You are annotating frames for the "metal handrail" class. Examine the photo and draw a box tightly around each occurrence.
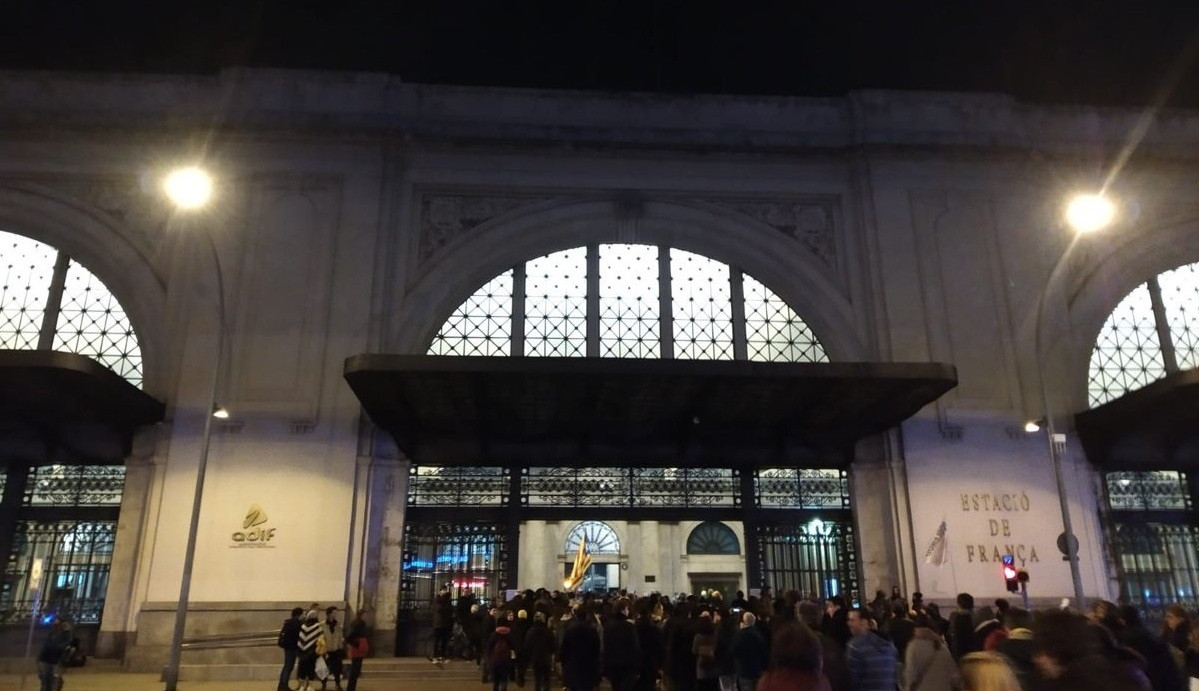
[180,630,278,650]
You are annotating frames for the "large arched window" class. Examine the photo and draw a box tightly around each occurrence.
[686,521,741,555]
[564,521,621,555]
[429,243,828,363]
[1,230,143,387]
[1088,261,1199,406]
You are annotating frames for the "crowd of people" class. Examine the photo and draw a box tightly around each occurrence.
[277,602,370,691]
[425,584,1199,691]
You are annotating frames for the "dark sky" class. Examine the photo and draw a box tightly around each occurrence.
[5,1,1199,107]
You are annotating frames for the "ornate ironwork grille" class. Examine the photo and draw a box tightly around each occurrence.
[753,519,859,605]
[1,521,116,625]
[397,520,509,655]
[520,467,740,508]
[1104,471,1198,618]
[0,464,124,626]
[406,466,508,507]
[754,468,851,509]
[1110,523,1199,615]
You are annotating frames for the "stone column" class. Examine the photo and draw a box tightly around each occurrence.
[851,435,902,600]
[97,426,160,658]
[360,453,407,656]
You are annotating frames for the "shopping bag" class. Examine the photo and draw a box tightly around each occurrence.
[315,655,330,681]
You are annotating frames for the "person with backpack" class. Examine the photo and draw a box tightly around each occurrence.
[486,615,515,691]
[277,607,304,691]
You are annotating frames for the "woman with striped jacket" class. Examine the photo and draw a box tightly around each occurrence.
[297,613,326,691]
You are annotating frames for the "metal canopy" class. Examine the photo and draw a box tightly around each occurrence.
[344,355,957,466]
[1075,369,1199,470]
[0,350,165,463]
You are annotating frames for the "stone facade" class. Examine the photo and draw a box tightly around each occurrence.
[3,69,1199,666]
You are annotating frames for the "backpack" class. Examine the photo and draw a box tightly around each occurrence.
[490,635,511,667]
[277,620,289,649]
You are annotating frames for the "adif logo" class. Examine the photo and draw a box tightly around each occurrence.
[231,503,277,548]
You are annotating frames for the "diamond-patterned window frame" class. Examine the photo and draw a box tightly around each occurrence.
[429,243,827,363]
[1088,262,1199,408]
[0,230,143,388]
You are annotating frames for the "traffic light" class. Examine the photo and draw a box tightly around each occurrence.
[1002,554,1019,593]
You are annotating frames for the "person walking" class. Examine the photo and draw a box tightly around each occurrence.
[731,611,769,691]
[959,652,1021,691]
[756,621,831,691]
[343,610,369,691]
[846,608,898,691]
[603,604,642,691]
[487,615,516,691]
[431,585,454,664]
[560,606,602,691]
[37,618,74,691]
[524,612,557,691]
[694,611,721,691]
[902,615,959,691]
[277,607,304,691]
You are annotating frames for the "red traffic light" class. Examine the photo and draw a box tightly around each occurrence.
[1003,565,1017,579]
[1002,554,1019,592]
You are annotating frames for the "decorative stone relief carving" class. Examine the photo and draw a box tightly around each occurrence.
[709,200,837,268]
[418,193,551,262]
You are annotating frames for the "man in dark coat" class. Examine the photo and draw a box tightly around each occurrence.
[633,602,664,691]
[431,585,454,662]
[1115,605,1184,691]
[277,607,303,691]
[602,607,642,691]
[947,592,976,660]
[524,612,557,691]
[560,607,602,691]
[730,611,769,691]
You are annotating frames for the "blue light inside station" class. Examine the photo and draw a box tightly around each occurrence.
[403,551,491,571]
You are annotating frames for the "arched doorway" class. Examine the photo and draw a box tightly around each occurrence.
[563,521,621,592]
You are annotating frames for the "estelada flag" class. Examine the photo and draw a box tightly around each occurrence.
[567,537,591,590]
[924,519,948,567]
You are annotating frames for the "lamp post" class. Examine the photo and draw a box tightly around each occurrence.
[1029,192,1116,608]
[161,166,221,691]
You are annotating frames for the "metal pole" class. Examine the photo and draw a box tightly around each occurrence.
[1032,234,1087,608]
[164,232,227,690]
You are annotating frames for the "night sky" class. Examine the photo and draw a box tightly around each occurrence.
[5,1,1199,107]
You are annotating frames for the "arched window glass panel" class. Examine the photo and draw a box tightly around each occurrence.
[686,521,740,555]
[0,230,57,350]
[743,275,828,363]
[428,270,514,356]
[53,259,143,387]
[670,248,733,360]
[525,247,587,357]
[598,244,659,358]
[1157,262,1199,371]
[1088,283,1165,407]
[564,520,620,555]
[428,244,828,363]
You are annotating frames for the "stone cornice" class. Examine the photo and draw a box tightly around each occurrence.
[2,68,1199,157]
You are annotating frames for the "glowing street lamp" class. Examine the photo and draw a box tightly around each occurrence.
[162,165,225,691]
[1030,191,1117,608]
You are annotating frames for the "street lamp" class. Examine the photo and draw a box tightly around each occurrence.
[162,165,225,691]
[1028,191,1117,608]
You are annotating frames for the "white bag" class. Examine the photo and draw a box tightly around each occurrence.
[315,655,330,681]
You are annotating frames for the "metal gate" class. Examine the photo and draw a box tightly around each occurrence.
[753,519,859,605]
[1111,522,1199,618]
[396,520,510,655]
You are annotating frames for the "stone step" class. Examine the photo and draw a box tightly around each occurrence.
[178,657,486,681]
